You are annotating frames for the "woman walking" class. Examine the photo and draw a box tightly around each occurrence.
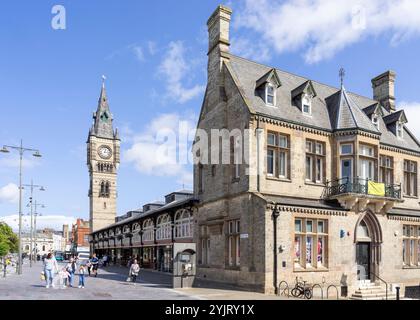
[43,253,58,288]
[129,259,140,285]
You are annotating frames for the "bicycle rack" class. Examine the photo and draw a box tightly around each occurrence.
[277,281,290,298]
[327,285,339,300]
[312,284,324,300]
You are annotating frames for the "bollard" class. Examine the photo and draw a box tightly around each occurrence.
[396,286,400,300]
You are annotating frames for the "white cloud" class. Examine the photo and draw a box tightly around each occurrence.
[123,112,196,188]
[399,101,420,138]
[235,0,420,64]
[132,45,145,62]
[0,154,41,169]
[0,183,19,204]
[0,215,77,232]
[158,41,205,103]
[231,37,271,63]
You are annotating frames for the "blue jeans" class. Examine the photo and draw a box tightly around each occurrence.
[79,274,85,287]
[45,269,53,285]
[68,272,74,286]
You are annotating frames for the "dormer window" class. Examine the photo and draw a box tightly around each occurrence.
[372,115,379,129]
[397,121,404,138]
[302,94,312,115]
[256,68,281,107]
[265,83,275,106]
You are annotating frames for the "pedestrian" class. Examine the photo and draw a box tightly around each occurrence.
[43,253,58,288]
[102,254,108,267]
[59,267,70,289]
[90,254,99,277]
[129,259,140,285]
[86,260,92,277]
[78,264,86,288]
[66,258,76,287]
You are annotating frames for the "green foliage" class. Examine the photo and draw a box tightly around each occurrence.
[0,222,18,257]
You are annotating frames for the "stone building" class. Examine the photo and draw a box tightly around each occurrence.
[21,233,53,257]
[71,218,90,252]
[194,5,420,298]
[87,81,121,232]
[90,190,197,272]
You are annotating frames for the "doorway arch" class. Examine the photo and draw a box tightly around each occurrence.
[354,210,383,281]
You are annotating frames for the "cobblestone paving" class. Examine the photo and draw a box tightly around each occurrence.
[0,262,195,300]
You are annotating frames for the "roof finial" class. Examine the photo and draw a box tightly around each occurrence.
[101,75,107,88]
[339,67,345,88]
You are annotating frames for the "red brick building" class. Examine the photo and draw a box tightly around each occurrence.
[71,219,90,250]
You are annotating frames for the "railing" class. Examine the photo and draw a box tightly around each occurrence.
[324,177,402,199]
[370,271,389,300]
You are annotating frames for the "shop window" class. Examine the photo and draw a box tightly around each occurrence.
[294,218,328,270]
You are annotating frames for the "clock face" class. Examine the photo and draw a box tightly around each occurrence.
[98,146,112,159]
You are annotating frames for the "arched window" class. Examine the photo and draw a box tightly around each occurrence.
[123,225,130,234]
[105,182,110,197]
[156,214,172,240]
[175,210,193,238]
[42,245,45,251]
[142,219,154,242]
[132,223,140,232]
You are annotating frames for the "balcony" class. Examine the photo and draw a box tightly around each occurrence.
[324,177,403,214]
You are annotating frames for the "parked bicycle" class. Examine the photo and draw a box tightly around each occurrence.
[291,277,313,299]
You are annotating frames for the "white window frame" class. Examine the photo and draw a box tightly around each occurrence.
[302,94,312,115]
[372,115,379,129]
[397,121,404,138]
[265,83,276,106]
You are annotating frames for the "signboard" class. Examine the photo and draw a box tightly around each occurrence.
[240,233,249,239]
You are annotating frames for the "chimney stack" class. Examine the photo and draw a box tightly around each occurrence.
[207,5,232,56]
[371,70,396,112]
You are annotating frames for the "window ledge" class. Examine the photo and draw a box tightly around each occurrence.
[293,267,329,273]
[305,181,326,187]
[402,266,420,270]
[225,266,241,271]
[403,195,419,199]
[266,176,292,183]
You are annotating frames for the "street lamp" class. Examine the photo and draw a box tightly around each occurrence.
[23,181,46,267]
[0,140,42,275]
[33,202,46,261]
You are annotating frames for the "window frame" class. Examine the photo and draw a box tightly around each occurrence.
[265,83,276,106]
[266,132,290,180]
[227,219,241,268]
[402,224,420,268]
[305,139,326,184]
[403,160,418,197]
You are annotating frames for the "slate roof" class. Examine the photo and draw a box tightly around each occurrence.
[227,54,420,153]
[91,84,117,140]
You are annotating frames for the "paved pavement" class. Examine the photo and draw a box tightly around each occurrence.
[0,262,297,300]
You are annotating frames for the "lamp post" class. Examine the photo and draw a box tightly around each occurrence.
[0,140,42,275]
[23,181,45,267]
[272,204,280,295]
[33,201,46,261]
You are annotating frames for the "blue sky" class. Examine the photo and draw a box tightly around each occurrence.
[1,0,420,230]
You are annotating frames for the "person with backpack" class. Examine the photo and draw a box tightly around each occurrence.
[128,259,140,285]
[66,258,76,287]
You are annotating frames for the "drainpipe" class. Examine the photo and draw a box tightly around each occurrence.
[272,203,280,295]
[256,117,263,192]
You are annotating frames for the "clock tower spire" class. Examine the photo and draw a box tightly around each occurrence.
[87,78,120,233]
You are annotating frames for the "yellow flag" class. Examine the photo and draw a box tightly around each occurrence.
[368,181,385,196]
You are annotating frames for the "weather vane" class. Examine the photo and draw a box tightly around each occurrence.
[339,68,345,87]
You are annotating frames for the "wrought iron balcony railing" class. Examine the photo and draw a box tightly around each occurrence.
[324,177,402,200]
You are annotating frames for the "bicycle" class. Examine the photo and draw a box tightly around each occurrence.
[291,277,313,299]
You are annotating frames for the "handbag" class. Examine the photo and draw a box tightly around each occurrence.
[40,271,46,281]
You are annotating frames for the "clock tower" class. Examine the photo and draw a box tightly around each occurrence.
[87,80,120,233]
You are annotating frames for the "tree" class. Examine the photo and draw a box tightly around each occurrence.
[0,222,18,258]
